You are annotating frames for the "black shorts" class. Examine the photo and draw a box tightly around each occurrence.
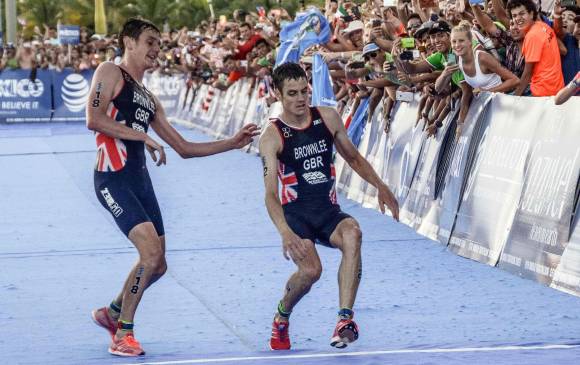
[94,165,164,237]
[283,203,352,247]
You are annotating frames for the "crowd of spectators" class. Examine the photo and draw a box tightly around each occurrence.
[2,0,579,130]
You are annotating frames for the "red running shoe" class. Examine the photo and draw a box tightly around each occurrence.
[108,333,145,357]
[269,319,291,350]
[330,319,359,349]
[91,307,117,338]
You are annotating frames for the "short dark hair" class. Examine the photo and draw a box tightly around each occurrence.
[506,0,538,20]
[254,39,270,49]
[563,6,580,16]
[272,62,307,91]
[118,17,160,56]
[223,54,235,64]
[240,22,252,29]
[408,13,422,23]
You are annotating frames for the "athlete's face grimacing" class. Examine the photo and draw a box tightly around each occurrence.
[279,78,309,118]
[131,29,161,70]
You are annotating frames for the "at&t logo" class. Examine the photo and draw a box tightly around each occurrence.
[61,73,90,112]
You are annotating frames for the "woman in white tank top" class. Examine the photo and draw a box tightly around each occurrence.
[451,23,519,92]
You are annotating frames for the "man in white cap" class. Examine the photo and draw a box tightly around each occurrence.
[324,20,365,52]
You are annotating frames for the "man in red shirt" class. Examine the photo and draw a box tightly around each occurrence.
[234,22,263,60]
[508,0,565,96]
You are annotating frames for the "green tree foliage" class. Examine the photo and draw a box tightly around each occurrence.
[16,0,326,35]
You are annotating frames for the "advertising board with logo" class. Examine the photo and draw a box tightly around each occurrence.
[52,69,94,121]
[143,72,184,117]
[400,107,458,236]
[498,98,580,284]
[382,98,426,205]
[436,93,494,244]
[448,95,542,265]
[0,69,52,122]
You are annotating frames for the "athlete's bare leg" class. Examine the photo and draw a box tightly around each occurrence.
[113,234,166,308]
[329,218,362,310]
[275,239,322,322]
[114,222,167,338]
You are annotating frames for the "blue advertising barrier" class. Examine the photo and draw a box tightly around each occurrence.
[0,69,52,122]
[52,69,94,122]
[0,69,184,124]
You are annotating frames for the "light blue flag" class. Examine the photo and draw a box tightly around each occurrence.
[311,54,337,107]
[347,97,370,148]
[275,8,331,67]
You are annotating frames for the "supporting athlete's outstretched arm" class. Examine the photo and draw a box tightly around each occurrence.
[260,125,309,261]
[319,108,400,220]
[150,95,260,158]
[86,62,166,165]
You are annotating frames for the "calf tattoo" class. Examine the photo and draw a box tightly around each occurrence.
[131,267,145,294]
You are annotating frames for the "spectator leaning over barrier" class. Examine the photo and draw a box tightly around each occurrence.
[395,21,464,86]
[383,5,407,37]
[438,22,519,94]
[508,0,564,96]
[356,42,393,124]
[554,70,580,104]
[330,19,366,52]
[213,54,246,90]
[232,22,264,60]
[247,39,274,77]
[553,1,580,85]
[406,13,425,37]
[395,21,470,132]
[470,2,526,78]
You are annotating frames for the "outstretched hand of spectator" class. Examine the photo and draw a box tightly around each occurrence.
[426,122,439,137]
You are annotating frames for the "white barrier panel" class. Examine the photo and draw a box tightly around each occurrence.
[436,93,494,244]
[498,98,580,284]
[400,103,459,236]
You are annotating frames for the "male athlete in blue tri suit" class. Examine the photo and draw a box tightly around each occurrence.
[260,62,399,350]
[87,18,259,357]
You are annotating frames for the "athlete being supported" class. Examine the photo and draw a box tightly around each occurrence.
[260,62,400,350]
[87,18,259,357]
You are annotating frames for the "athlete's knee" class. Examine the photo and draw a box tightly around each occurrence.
[341,226,362,253]
[342,224,362,245]
[300,263,322,284]
[156,258,168,276]
[141,248,166,273]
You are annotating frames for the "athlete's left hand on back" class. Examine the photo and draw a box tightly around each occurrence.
[377,183,399,221]
[230,123,261,149]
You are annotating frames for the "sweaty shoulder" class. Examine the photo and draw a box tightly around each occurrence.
[259,121,283,154]
[316,107,342,135]
[94,62,123,93]
[94,61,122,80]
